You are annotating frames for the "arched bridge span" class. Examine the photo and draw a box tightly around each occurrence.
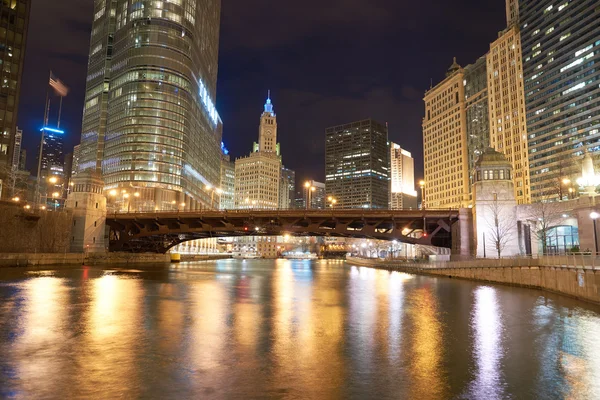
[106,209,460,253]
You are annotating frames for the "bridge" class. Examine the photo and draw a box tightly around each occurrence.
[106,209,461,253]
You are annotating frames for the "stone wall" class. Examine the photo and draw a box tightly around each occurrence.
[0,202,73,253]
[346,257,600,305]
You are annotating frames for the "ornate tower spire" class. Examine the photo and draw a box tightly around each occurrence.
[264,90,274,114]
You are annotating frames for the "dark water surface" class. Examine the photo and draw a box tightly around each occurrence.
[0,259,599,399]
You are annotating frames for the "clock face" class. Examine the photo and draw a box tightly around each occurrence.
[265,129,272,136]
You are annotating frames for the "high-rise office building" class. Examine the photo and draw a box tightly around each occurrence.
[389,143,417,209]
[325,119,389,209]
[423,59,471,209]
[279,167,295,209]
[487,25,531,204]
[0,0,30,168]
[78,0,223,211]
[464,56,491,183]
[234,95,281,209]
[520,0,600,200]
[219,150,235,210]
[36,127,65,182]
[304,179,326,209]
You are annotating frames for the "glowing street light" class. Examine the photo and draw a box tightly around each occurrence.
[48,176,58,184]
[12,197,19,202]
[24,205,31,210]
[419,180,426,210]
[109,189,117,197]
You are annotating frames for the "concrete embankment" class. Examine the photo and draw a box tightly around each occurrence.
[0,252,231,267]
[346,256,600,305]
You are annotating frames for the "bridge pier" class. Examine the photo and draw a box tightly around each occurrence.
[452,208,474,259]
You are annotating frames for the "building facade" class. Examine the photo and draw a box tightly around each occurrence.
[279,167,295,209]
[36,127,65,183]
[423,59,471,209]
[487,25,531,204]
[464,56,491,186]
[520,0,600,201]
[219,152,235,210]
[305,179,326,209]
[234,95,281,209]
[325,119,389,209]
[389,143,417,209]
[0,0,30,168]
[78,0,223,211]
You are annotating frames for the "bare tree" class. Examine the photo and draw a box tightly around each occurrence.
[0,164,29,200]
[485,197,516,258]
[526,200,566,255]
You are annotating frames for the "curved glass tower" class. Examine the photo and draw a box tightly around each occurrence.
[78,0,222,211]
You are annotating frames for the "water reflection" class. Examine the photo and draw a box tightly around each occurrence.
[408,286,446,399]
[468,286,505,399]
[0,261,599,399]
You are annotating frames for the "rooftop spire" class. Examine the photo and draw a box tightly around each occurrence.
[264,90,274,114]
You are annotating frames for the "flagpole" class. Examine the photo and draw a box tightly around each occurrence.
[35,71,52,207]
[57,95,63,129]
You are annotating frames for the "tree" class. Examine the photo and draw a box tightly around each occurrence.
[0,164,30,200]
[485,196,516,258]
[526,200,566,255]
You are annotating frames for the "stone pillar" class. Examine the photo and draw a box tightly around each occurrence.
[452,208,473,259]
[65,172,107,253]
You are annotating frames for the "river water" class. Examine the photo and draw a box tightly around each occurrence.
[0,259,599,399]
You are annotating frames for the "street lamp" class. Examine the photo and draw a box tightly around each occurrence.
[48,176,58,184]
[124,193,130,212]
[52,192,60,211]
[12,196,19,202]
[591,211,599,256]
[419,180,426,210]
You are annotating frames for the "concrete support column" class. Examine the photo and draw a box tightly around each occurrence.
[453,208,474,259]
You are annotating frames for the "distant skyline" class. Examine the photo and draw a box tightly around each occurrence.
[18,0,505,184]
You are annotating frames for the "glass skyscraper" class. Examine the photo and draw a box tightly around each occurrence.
[0,0,29,168]
[78,0,222,211]
[325,119,390,209]
[520,0,600,200]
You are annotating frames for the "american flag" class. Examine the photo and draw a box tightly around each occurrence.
[49,72,69,97]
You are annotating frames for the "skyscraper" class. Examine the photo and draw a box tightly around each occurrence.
[487,25,531,204]
[219,150,235,210]
[423,59,471,209]
[464,56,490,182]
[304,179,326,209]
[78,0,222,210]
[0,0,30,169]
[234,94,281,209]
[36,127,64,183]
[520,0,600,200]
[325,119,389,209]
[389,143,417,209]
[279,167,295,209]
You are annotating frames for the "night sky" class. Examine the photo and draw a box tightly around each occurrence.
[19,0,505,185]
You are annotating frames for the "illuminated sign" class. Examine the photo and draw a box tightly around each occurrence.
[198,79,219,125]
[41,127,65,134]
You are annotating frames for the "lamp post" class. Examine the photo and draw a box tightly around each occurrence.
[327,196,337,209]
[419,180,426,210]
[52,191,60,211]
[591,211,599,256]
[124,193,130,212]
[304,181,313,210]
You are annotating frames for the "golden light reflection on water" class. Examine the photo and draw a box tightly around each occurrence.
[16,277,68,396]
[408,287,446,399]
[77,274,144,398]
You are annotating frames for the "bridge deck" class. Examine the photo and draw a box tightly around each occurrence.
[106,209,460,253]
